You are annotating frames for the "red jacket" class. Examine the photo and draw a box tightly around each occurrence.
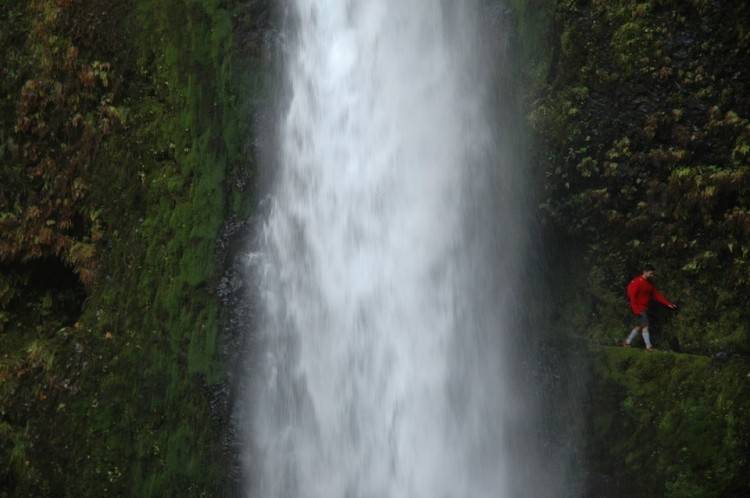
[626,275,673,315]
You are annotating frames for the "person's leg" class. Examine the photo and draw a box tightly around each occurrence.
[642,327,653,349]
[639,312,653,350]
[625,326,640,345]
[624,312,646,346]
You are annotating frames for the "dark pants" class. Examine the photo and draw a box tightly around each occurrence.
[633,312,649,328]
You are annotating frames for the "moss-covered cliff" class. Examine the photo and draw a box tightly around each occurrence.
[0,1,269,496]
[521,1,750,496]
[535,0,750,355]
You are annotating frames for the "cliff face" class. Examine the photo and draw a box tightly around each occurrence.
[536,0,750,355]
[0,1,269,496]
[526,1,750,497]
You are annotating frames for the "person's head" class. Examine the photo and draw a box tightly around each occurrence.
[642,264,656,279]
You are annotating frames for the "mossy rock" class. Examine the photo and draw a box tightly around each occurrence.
[0,0,270,496]
[584,347,750,498]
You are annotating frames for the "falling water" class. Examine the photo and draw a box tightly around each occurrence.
[243,1,536,497]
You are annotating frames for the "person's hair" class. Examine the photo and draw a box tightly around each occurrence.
[643,264,656,272]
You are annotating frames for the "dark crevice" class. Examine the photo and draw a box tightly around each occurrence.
[2,257,86,328]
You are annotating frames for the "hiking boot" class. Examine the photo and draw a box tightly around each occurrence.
[645,346,656,352]
[620,341,631,348]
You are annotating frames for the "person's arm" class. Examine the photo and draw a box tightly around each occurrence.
[654,289,677,309]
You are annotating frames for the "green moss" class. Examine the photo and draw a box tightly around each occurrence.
[0,0,269,496]
[521,1,750,495]
[586,347,750,497]
[534,0,750,355]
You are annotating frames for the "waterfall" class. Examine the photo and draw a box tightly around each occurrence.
[242,1,533,497]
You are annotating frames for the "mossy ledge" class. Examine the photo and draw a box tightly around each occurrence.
[585,347,750,498]
[1,1,269,496]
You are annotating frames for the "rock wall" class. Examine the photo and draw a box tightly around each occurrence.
[0,1,269,496]
[534,0,750,354]
[521,1,750,496]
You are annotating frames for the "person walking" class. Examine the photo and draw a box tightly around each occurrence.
[622,265,678,351]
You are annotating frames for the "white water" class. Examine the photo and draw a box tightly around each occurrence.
[245,2,527,497]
